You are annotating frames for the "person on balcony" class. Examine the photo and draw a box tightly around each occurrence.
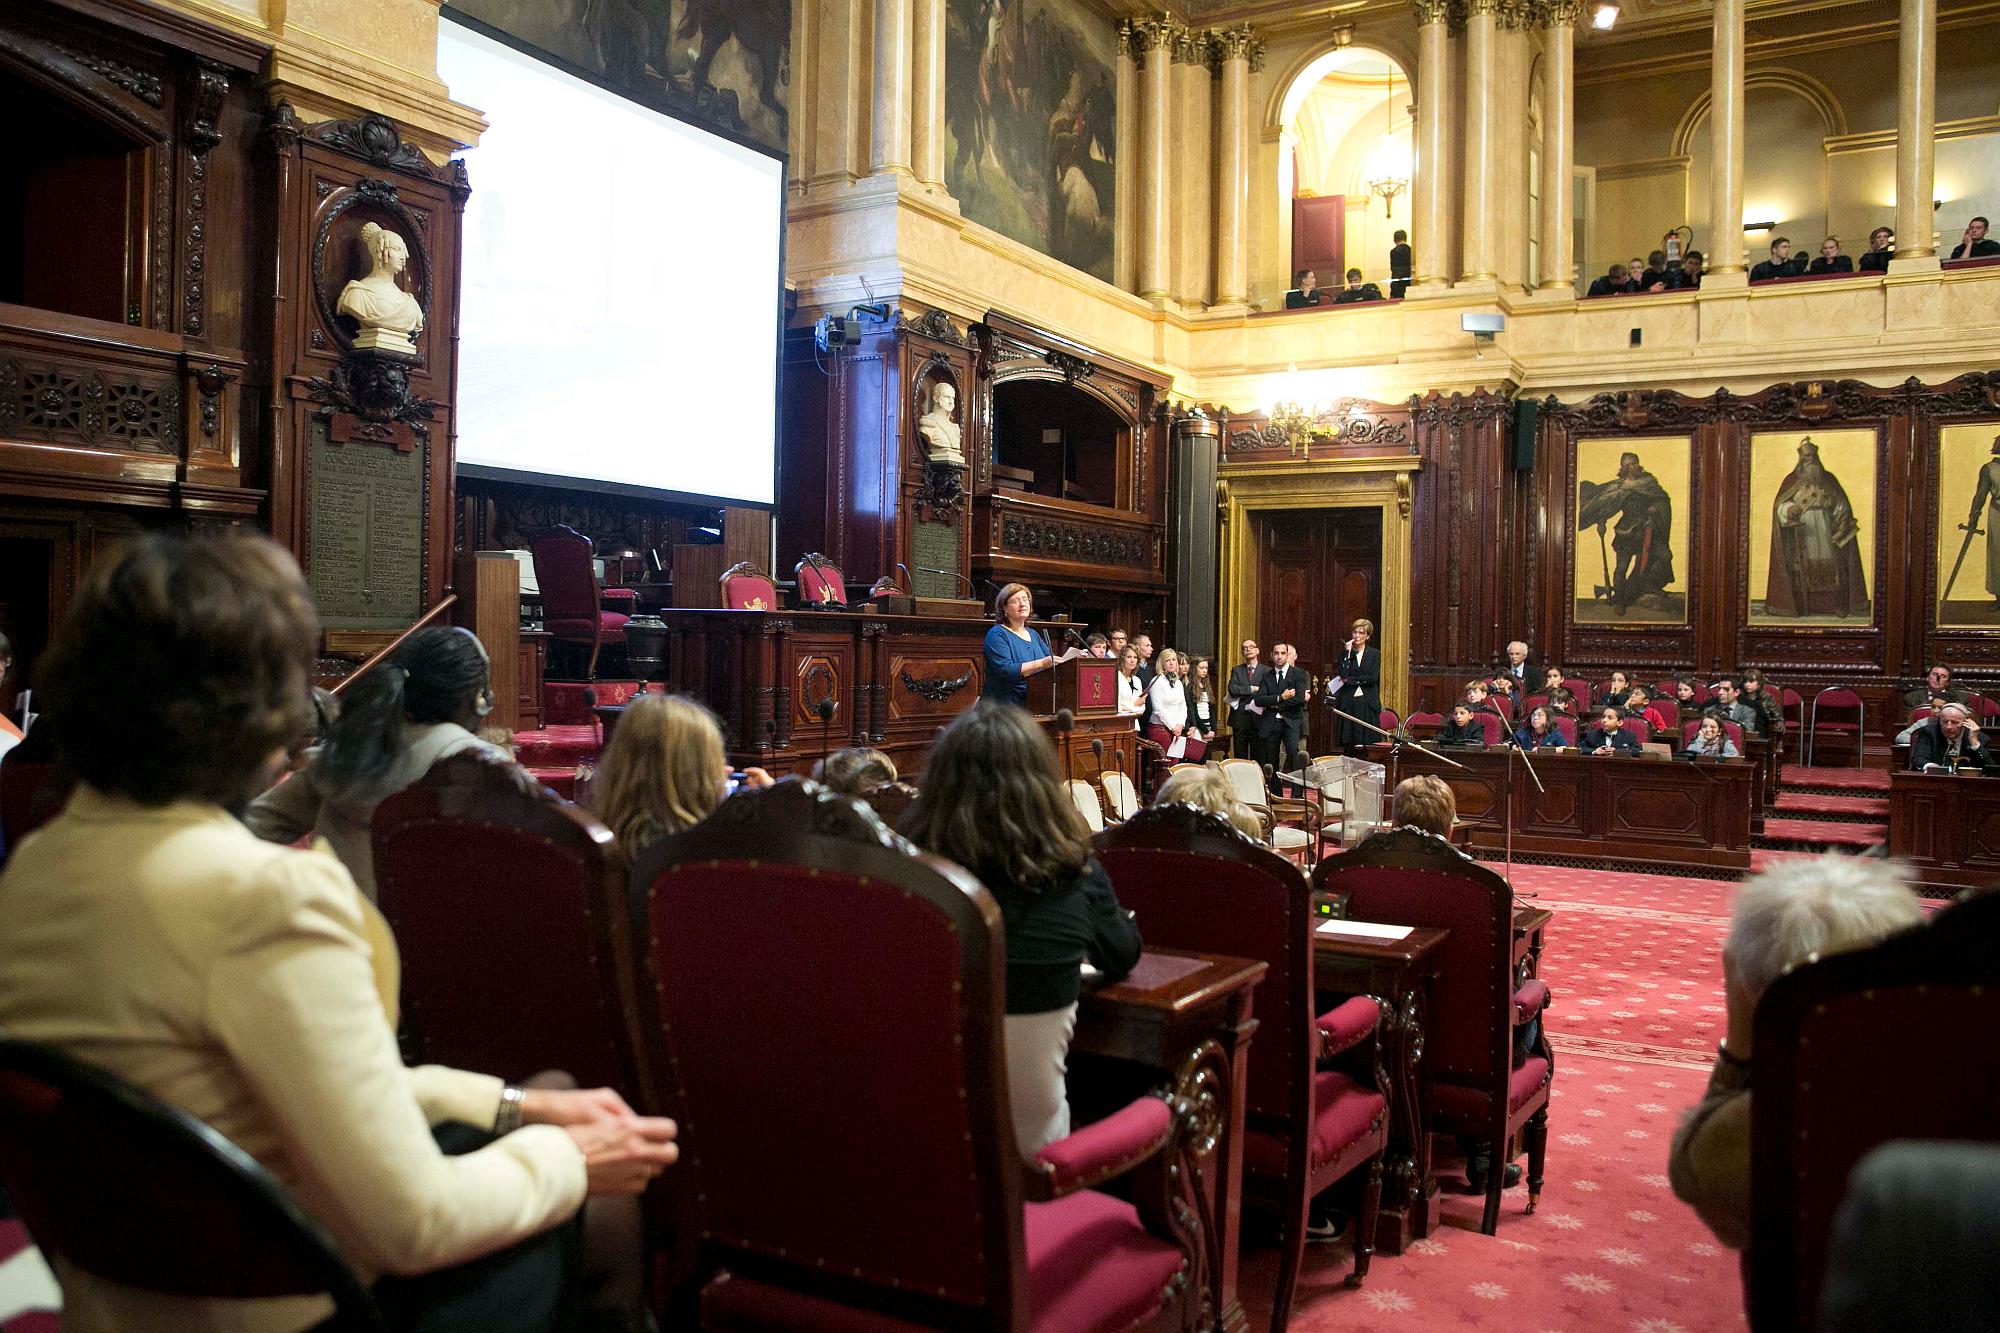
[1332,268,1383,303]
[1949,216,1999,260]
[1750,237,1807,281]
[1859,226,1896,272]
[1808,236,1854,274]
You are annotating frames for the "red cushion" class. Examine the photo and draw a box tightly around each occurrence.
[1431,1055,1551,1122]
[1033,1097,1172,1195]
[1514,980,1551,1023]
[1243,1071,1387,1176]
[1315,996,1380,1059]
[546,610,630,636]
[601,586,638,604]
[702,1275,938,1331]
[1024,1190,1186,1333]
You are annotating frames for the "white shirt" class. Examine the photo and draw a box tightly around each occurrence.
[1118,672,1145,724]
[1149,675,1189,733]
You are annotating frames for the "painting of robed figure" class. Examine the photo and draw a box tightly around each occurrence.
[1748,431,1876,626]
[1571,436,1691,625]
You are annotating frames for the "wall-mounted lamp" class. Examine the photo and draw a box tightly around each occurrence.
[1743,220,1778,233]
[1590,1,1619,29]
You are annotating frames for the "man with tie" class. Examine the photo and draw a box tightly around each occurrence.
[1257,641,1310,793]
[1502,640,1535,691]
[1226,638,1269,759]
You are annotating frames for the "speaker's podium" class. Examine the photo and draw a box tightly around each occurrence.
[1029,657,1135,790]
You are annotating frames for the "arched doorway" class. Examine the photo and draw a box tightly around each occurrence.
[1267,48,1413,302]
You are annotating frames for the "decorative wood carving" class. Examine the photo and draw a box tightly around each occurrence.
[908,308,963,345]
[3,356,181,455]
[998,510,1151,566]
[310,112,433,171]
[898,664,973,702]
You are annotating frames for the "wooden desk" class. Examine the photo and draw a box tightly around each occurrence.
[1075,949,1266,1333]
[1375,745,1755,871]
[1309,924,1450,1253]
[1887,770,2000,891]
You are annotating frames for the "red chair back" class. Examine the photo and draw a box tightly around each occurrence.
[1524,693,1550,714]
[794,553,848,607]
[371,752,637,1095]
[530,523,604,624]
[1568,679,1593,707]
[1653,698,1679,732]
[1379,708,1400,732]
[0,1038,384,1326]
[1751,891,2000,1332]
[627,781,1025,1321]
[1553,715,1577,746]
[1489,694,1513,720]
[1652,678,1680,701]
[1625,717,1652,746]
[720,560,778,611]
[1095,806,1307,1125]
[1405,711,1444,737]
[1680,718,1746,749]
[1810,688,1866,766]
[1316,831,1514,1090]
[1474,712,1503,746]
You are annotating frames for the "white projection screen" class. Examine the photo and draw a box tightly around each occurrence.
[440,18,783,507]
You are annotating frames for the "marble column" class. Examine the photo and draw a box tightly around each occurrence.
[869,0,913,176]
[1130,15,1179,300]
[910,0,945,188]
[1214,27,1259,306]
[1412,0,1453,288]
[1459,0,1499,281]
[1538,0,1577,290]
[1707,0,1746,275]
[1894,0,1937,260]
[1114,31,1139,291]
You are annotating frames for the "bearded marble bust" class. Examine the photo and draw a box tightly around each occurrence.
[917,380,965,468]
[337,221,425,355]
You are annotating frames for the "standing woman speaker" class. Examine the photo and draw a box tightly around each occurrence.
[1333,619,1382,755]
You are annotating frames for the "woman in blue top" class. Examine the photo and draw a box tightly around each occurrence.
[982,582,1075,706]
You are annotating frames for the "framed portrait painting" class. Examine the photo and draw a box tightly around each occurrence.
[1935,422,2000,627]
[1571,435,1691,625]
[1746,429,1877,627]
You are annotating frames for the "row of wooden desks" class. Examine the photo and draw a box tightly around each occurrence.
[1072,903,1556,1327]
[1886,769,2000,892]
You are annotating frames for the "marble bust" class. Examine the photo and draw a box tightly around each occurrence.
[917,380,966,468]
[337,221,424,356]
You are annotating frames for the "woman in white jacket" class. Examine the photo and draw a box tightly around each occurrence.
[1145,648,1208,762]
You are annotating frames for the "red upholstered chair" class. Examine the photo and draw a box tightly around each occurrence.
[1095,806,1388,1329]
[1680,718,1746,750]
[1488,694,1513,721]
[1552,715,1577,747]
[0,1037,385,1329]
[370,751,639,1097]
[1652,698,1679,733]
[626,781,1200,1331]
[1807,688,1865,767]
[1378,707,1399,732]
[1566,679,1592,707]
[1315,828,1553,1234]
[1404,711,1444,739]
[1473,712,1504,747]
[794,553,849,608]
[1750,889,2000,1332]
[719,560,779,612]
[531,523,630,682]
[1524,693,1550,714]
[1624,717,1652,747]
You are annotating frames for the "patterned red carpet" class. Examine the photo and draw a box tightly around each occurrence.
[1245,862,1750,1332]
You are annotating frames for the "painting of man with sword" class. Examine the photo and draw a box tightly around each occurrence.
[1575,446,1685,623]
[1939,429,2000,623]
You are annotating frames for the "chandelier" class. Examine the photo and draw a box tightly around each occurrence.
[1365,65,1407,218]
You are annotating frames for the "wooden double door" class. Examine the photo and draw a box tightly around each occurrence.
[1251,507,1383,756]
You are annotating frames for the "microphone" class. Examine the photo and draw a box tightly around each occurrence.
[815,697,837,723]
[912,564,977,594]
[1056,707,1075,734]
[894,562,915,592]
[815,696,838,767]
[1091,738,1105,760]
[1061,627,1087,648]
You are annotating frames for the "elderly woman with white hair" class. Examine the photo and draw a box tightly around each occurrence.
[1669,856,1924,1249]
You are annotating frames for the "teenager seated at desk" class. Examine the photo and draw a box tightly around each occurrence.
[1908,703,2000,773]
[1581,705,1643,755]
[1284,268,1324,308]
[1437,703,1488,747]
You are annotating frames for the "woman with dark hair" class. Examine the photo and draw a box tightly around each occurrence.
[0,533,675,1332]
[903,704,1142,1153]
[1515,705,1565,749]
[245,625,510,900]
[981,582,1078,706]
[1189,656,1218,742]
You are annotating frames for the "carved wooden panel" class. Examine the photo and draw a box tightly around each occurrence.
[1609,785,1701,837]
[886,652,981,723]
[1528,780,1579,828]
[2,355,181,455]
[791,646,851,729]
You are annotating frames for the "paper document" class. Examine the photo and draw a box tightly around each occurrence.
[1245,700,1265,716]
[1326,676,1345,696]
[1316,919,1415,941]
[1166,735,1188,759]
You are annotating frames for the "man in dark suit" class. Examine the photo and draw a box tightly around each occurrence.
[1388,230,1413,299]
[1502,640,1535,692]
[1226,638,1269,759]
[1257,641,1310,793]
[1581,706,1643,755]
[1705,678,1761,734]
[1909,704,2000,773]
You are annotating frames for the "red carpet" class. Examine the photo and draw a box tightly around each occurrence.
[1248,862,1749,1331]
[1778,765,1887,792]
[1756,817,1884,849]
[1771,791,1889,819]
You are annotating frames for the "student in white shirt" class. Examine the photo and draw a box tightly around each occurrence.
[1116,645,1146,730]
[1145,648,1209,762]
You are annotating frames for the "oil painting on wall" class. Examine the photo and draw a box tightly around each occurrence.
[945,0,1117,281]
[446,1,789,154]
[1572,435,1691,625]
[1935,421,2000,627]
[1746,429,1877,627]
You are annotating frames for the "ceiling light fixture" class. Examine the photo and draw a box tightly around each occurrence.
[1591,1,1620,28]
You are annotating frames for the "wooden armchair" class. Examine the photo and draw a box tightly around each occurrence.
[1217,757,1321,866]
[370,751,640,1098]
[625,781,1203,1331]
[1316,828,1553,1234]
[531,522,631,681]
[719,560,779,612]
[1750,888,2000,1331]
[1097,806,1388,1331]
[793,553,849,608]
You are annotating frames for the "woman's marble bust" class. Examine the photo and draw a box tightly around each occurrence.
[337,222,424,355]
[917,380,966,468]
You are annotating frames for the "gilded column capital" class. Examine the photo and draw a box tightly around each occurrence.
[1464,0,1501,16]
[1121,13,1185,70]
[1173,26,1214,65]
[1498,0,1534,30]
[1412,0,1453,25]
[1213,24,1263,67]
[1538,0,1582,26]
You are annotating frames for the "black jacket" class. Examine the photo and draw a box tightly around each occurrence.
[1808,255,1854,274]
[1750,255,1807,281]
[1859,247,1893,272]
[986,858,1142,1014]
[1909,719,2000,773]
[1949,238,2000,260]
[1439,717,1488,746]
[1581,726,1643,755]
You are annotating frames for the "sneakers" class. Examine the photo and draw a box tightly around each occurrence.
[1305,1206,1349,1242]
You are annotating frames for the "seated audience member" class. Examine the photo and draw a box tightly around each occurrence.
[1808,236,1854,273]
[595,694,773,855]
[1738,668,1785,739]
[1949,216,2000,260]
[1817,1141,2000,1333]
[1463,680,1503,717]
[1543,665,1580,715]
[1582,705,1642,755]
[1625,257,1648,289]
[1859,226,1895,272]
[1665,250,1705,289]
[1438,703,1488,747]
[1638,250,1670,291]
[1116,645,1146,730]
[1286,268,1324,308]
[1602,669,1634,709]
[1107,628,1129,659]
[1516,705,1566,749]
[1502,639,1536,689]
[1674,677,1702,710]
[1908,702,2000,773]
[245,625,512,901]
[811,745,898,797]
[1389,774,1457,838]
[1085,632,1111,658]
[1145,647,1207,762]
[904,704,1142,1152]
[1189,656,1219,742]
[1670,857,1923,1249]
[1624,684,1670,736]
[0,532,677,1330]
[1706,677,1760,734]
[1389,229,1413,298]
[1904,664,1967,714]
[1332,268,1383,303]
[1685,714,1740,759]
[1587,262,1634,297]
[0,630,20,762]
[1487,673,1523,716]
[1154,765,1262,840]
[1750,237,1806,281]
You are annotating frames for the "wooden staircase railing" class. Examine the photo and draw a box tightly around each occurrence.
[329,595,458,696]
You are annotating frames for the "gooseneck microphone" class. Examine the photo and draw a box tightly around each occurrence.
[1057,707,1075,782]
